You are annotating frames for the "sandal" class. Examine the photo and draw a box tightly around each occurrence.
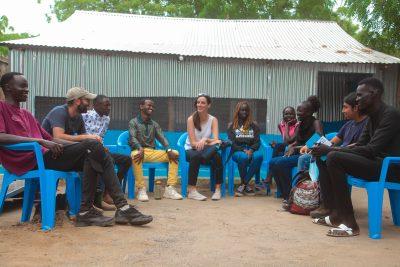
[312,216,335,227]
[327,224,360,237]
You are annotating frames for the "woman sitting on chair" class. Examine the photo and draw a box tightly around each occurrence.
[269,96,323,207]
[227,101,263,197]
[185,94,222,201]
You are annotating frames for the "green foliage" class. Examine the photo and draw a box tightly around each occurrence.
[345,0,400,57]
[0,16,30,57]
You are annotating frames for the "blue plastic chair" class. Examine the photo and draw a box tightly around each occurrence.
[177,133,227,198]
[227,138,273,196]
[116,131,169,199]
[347,157,400,239]
[0,142,81,230]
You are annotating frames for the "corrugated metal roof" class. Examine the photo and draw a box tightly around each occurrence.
[2,10,400,64]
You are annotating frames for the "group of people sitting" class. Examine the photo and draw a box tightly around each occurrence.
[0,71,399,238]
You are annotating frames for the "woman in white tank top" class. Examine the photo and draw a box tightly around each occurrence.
[185,94,223,201]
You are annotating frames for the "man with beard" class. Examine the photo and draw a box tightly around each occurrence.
[1,73,152,227]
[43,88,119,210]
[42,87,100,142]
[311,77,400,237]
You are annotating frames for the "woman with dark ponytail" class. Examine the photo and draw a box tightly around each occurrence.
[269,95,323,207]
[184,94,223,201]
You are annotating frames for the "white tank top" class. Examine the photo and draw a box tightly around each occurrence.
[184,115,215,150]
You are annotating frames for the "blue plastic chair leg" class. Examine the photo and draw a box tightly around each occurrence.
[388,189,400,226]
[0,174,14,213]
[366,183,384,239]
[181,165,188,198]
[127,167,135,199]
[21,179,38,222]
[221,164,226,197]
[149,168,155,192]
[66,176,81,216]
[41,176,59,230]
[228,162,235,196]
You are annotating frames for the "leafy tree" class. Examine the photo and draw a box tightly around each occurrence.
[0,16,30,57]
[51,0,294,21]
[344,0,400,57]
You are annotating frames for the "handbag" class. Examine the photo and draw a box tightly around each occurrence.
[288,171,320,215]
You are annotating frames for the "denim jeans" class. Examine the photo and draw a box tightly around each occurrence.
[232,150,263,184]
[297,153,312,172]
[269,154,301,200]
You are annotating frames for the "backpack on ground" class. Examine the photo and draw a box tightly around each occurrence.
[288,171,320,215]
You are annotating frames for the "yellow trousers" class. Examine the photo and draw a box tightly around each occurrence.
[131,148,179,189]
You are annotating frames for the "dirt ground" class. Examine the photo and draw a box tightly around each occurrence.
[1,181,400,267]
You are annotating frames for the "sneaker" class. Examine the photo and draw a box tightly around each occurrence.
[235,184,245,197]
[94,199,116,211]
[211,189,221,201]
[115,205,153,226]
[137,187,149,202]
[163,185,183,200]
[75,207,115,227]
[244,185,255,196]
[188,190,207,201]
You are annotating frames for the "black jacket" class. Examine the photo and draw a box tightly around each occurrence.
[227,121,261,153]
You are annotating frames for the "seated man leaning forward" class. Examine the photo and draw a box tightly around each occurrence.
[82,94,132,209]
[311,77,400,237]
[0,72,152,227]
[129,99,182,202]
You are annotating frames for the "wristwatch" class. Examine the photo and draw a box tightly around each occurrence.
[166,148,173,153]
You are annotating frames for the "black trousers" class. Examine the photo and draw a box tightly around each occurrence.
[43,139,128,212]
[185,147,223,186]
[110,153,132,183]
[317,151,400,216]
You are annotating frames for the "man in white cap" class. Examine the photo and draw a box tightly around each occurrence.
[42,87,100,141]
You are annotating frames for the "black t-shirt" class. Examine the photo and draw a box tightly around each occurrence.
[42,104,86,136]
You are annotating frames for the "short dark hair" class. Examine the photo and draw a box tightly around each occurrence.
[94,94,108,105]
[343,92,357,108]
[358,77,384,95]
[0,72,24,89]
[140,99,153,106]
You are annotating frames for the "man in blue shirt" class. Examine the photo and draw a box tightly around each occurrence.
[297,92,368,172]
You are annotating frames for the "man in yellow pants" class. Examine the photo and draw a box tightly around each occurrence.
[129,99,182,201]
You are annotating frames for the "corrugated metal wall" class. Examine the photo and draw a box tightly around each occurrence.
[8,48,399,133]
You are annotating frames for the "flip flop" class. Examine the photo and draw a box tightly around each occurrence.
[312,216,334,227]
[327,224,360,237]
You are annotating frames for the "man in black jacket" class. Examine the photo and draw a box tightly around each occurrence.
[311,77,400,237]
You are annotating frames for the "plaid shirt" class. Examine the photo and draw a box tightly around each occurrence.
[82,109,110,138]
[128,115,169,150]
